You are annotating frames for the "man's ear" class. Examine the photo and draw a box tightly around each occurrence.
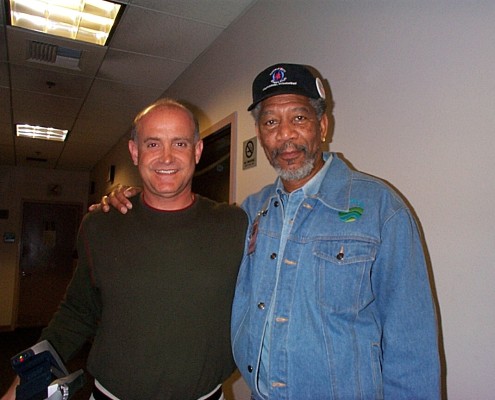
[128,140,138,166]
[195,139,204,164]
[326,114,335,143]
[319,113,329,143]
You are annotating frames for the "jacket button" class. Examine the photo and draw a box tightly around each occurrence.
[274,201,280,207]
[248,365,253,373]
[257,302,265,310]
[270,253,277,259]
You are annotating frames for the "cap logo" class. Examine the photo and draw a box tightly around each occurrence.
[262,67,298,92]
[270,67,287,84]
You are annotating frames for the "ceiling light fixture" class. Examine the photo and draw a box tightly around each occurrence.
[8,0,123,46]
[16,124,69,142]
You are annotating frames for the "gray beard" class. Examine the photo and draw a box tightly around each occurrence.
[273,153,316,181]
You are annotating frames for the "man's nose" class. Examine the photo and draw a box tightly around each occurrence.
[159,144,174,163]
[277,119,297,141]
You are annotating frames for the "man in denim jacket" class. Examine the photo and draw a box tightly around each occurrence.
[231,63,440,399]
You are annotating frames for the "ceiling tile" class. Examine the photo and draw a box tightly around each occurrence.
[0,29,7,62]
[0,86,11,120]
[9,64,93,98]
[97,48,187,89]
[69,116,132,146]
[0,144,15,164]
[84,78,164,112]
[11,90,82,128]
[0,121,14,146]
[0,1,6,27]
[131,0,255,27]
[0,62,10,86]
[0,87,13,152]
[57,140,116,171]
[15,136,64,168]
[110,7,223,62]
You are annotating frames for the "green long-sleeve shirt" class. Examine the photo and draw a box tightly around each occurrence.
[41,194,247,399]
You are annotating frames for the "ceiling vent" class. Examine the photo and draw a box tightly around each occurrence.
[28,41,82,70]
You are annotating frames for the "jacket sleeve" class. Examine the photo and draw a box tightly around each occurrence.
[373,207,441,399]
[40,223,101,362]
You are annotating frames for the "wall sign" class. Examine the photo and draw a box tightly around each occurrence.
[243,137,257,170]
[3,232,15,243]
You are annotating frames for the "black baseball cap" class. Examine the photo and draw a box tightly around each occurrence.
[247,63,326,111]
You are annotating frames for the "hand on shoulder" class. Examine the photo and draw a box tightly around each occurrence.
[88,185,142,214]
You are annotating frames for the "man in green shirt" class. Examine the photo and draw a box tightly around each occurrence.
[2,99,247,400]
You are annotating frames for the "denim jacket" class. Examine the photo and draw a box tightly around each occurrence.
[232,153,440,399]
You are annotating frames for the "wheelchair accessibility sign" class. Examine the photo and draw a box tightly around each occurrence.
[243,137,257,170]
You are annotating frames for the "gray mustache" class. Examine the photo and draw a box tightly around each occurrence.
[272,142,307,157]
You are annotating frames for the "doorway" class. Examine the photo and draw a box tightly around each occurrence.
[17,202,82,327]
[193,125,231,203]
[192,112,237,204]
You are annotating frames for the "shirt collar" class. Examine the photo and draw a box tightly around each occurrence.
[275,153,333,197]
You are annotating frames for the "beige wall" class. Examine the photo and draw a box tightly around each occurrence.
[92,1,494,398]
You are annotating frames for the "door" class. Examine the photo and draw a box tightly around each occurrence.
[17,202,82,327]
[192,124,231,203]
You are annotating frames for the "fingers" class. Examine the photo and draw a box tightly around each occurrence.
[109,185,133,214]
[124,186,142,198]
[101,195,111,213]
[88,184,141,215]
[112,189,131,213]
[88,203,100,212]
[88,199,109,213]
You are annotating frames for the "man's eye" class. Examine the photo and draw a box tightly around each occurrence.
[294,115,306,123]
[264,119,277,127]
[147,142,158,148]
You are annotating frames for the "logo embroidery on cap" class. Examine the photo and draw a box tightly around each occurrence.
[270,67,287,84]
[263,67,298,92]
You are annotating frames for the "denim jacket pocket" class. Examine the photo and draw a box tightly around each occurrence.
[315,240,377,313]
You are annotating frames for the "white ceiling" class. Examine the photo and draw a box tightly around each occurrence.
[0,0,255,170]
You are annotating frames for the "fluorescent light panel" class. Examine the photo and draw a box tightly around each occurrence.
[9,0,122,46]
[17,124,68,142]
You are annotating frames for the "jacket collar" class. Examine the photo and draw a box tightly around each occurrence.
[272,152,352,212]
